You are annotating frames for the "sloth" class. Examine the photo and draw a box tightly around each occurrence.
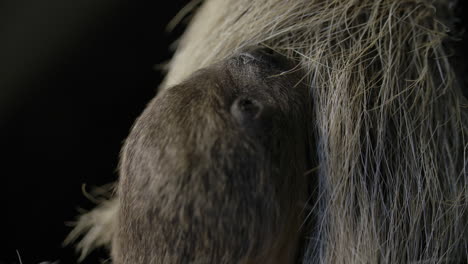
[114,47,312,264]
[67,0,468,263]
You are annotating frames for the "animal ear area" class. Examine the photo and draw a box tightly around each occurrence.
[231,96,264,122]
[230,96,275,135]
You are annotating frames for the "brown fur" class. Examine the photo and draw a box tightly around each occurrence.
[113,48,312,263]
[66,0,468,263]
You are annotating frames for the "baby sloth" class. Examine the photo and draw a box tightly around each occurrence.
[115,47,312,264]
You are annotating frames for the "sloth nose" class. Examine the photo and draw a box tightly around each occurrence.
[239,47,289,68]
[231,96,264,123]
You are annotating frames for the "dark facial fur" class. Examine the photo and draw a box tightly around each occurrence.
[114,47,313,264]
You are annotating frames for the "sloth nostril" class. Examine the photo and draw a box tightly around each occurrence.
[250,47,281,62]
[259,47,276,56]
[239,53,256,64]
[238,46,290,69]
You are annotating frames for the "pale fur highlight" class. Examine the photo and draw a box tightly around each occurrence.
[67,0,468,263]
[65,185,118,262]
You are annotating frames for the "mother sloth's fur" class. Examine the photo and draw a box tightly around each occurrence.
[66,0,468,263]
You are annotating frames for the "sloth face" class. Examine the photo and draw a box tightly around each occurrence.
[116,47,311,264]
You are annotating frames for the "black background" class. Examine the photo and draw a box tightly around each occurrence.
[1,1,190,263]
[1,1,467,264]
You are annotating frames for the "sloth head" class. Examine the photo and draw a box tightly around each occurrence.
[116,47,313,264]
